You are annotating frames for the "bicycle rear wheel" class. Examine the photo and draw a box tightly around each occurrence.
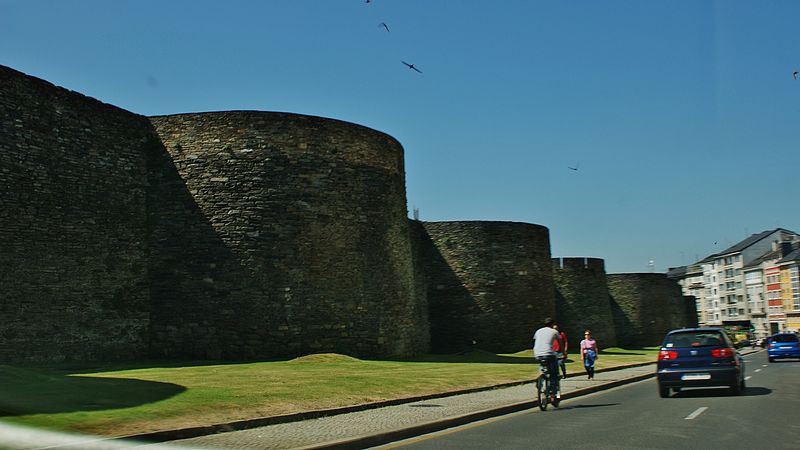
[537,376,549,411]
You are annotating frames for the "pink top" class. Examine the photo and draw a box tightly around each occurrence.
[580,338,597,354]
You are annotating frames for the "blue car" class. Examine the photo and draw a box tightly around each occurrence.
[767,333,800,362]
[656,328,745,398]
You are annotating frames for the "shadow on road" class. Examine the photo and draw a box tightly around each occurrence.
[671,386,771,398]
[551,402,621,411]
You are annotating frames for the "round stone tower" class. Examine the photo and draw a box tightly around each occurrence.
[416,221,554,353]
[147,111,427,359]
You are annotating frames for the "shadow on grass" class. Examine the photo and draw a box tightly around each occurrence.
[39,357,295,374]
[0,365,186,416]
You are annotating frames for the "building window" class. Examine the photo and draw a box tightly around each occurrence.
[768,275,780,284]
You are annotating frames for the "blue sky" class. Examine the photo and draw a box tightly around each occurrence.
[2,0,799,273]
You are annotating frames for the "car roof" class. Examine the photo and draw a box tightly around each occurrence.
[666,327,725,334]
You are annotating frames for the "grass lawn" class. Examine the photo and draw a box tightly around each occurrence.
[0,347,658,437]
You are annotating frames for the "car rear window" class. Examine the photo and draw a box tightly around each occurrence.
[663,331,725,348]
[771,334,799,343]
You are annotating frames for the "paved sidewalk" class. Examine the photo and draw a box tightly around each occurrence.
[151,363,657,450]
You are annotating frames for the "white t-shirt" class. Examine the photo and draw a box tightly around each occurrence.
[533,326,560,357]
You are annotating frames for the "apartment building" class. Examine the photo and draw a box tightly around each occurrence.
[765,265,785,334]
[776,249,800,332]
[668,228,800,338]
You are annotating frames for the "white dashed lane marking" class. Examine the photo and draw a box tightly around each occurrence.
[685,407,708,420]
[745,376,752,380]
[755,369,762,373]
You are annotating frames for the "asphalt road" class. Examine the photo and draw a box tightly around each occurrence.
[374,350,800,450]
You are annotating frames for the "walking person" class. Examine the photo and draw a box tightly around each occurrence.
[552,323,568,378]
[533,317,564,402]
[580,329,598,379]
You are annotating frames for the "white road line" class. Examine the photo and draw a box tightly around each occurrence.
[755,369,762,373]
[762,364,768,367]
[685,407,708,420]
[745,376,752,380]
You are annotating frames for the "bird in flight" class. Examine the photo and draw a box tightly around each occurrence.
[568,162,579,171]
[379,22,390,32]
[402,61,422,73]
[794,71,798,80]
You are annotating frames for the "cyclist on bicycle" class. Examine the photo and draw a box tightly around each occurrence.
[533,317,563,402]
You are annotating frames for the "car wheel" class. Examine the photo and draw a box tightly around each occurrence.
[659,384,670,398]
[731,379,742,395]
[740,378,746,391]
[672,387,681,393]
[769,357,775,363]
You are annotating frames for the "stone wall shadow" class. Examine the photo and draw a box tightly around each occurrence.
[609,293,639,348]
[411,222,477,354]
[146,138,263,360]
[0,366,185,416]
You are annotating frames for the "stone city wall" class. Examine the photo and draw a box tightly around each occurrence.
[0,65,426,362]
[0,64,697,362]
[607,273,689,347]
[0,65,156,362]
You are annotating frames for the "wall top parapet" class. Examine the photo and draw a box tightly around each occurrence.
[149,110,401,145]
[421,220,548,230]
[552,257,605,272]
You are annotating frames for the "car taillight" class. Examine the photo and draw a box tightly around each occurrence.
[711,348,734,358]
[658,350,678,360]
[769,343,776,348]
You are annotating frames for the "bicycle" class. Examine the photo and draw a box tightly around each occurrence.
[536,356,561,411]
